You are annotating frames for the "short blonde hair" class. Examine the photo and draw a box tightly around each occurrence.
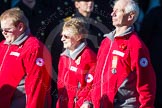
[63,18,88,39]
[0,7,29,28]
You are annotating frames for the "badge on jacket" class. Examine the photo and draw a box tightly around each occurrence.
[85,73,93,83]
[111,56,118,74]
[36,58,44,66]
[139,57,148,67]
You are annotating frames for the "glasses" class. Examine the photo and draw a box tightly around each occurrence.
[0,22,20,33]
[0,27,16,33]
[61,34,72,39]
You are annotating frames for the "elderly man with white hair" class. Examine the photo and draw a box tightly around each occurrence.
[81,0,156,108]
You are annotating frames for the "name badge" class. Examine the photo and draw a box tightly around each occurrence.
[112,50,125,57]
[70,66,78,72]
[10,52,20,57]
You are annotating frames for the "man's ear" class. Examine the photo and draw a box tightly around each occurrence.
[18,22,24,31]
[128,12,135,21]
[75,2,79,8]
[76,34,82,41]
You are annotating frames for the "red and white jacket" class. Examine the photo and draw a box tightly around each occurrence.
[56,42,96,108]
[87,27,156,108]
[0,31,52,108]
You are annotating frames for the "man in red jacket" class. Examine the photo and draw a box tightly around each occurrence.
[0,8,52,108]
[81,0,156,108]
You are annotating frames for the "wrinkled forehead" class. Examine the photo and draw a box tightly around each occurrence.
[113,0,128,7]
[113,0,128,10]
[62,27,78,36]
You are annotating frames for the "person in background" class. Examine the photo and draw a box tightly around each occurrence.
[0,0,11,42]
[135,0,160,32]
[70,0,113,52]
[0,7,52,108]
[56,18,96,108]
[11,0,20,7]
[15,0,52,43]
[0,0,11,14]
[81,0,156,107]
[139,0,162,107]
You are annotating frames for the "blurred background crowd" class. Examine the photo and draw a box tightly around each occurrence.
[1,0,162,108]
[0,0,161,42]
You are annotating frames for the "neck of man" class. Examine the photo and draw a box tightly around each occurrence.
[115,26,129,36]
[22,0,36,9]
[78,10,91,18]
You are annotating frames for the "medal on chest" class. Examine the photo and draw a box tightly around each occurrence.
[111,56,118,74]
[75,56,81,65]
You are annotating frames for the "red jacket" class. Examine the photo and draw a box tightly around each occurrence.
[0,33,52,108]
[56,43,96,108]
[89,29,156,108]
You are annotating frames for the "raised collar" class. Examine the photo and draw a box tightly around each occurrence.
[4,28,30,45]
[61,42,86,60]
[104,26,134,41]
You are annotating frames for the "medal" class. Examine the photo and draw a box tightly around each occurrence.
[111,56,118,74]
[75,56,81,65]
[112,68,117,74]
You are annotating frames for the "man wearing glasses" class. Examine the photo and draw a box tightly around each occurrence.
[0,8,52,108]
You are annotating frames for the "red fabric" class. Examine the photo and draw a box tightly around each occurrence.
[0,35,52,108]
[56,46,96,108]
[89,32,156,108]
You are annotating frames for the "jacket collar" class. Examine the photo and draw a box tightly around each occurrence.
[4,28,30,45]
[104,26,134,41]
[74,10,84,18]
[61,42,86,60]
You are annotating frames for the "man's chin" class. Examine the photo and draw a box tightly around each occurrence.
[6,39,12,43]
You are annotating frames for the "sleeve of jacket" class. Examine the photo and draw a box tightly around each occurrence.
[56,56,69,108]
[57,56,68,97]
[80,41,107,106]
[131,44,156,108]
[76,50,97,107]
[24,44,52,108]
[139,8,157,47]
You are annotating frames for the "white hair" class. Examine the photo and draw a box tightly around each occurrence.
[113,0,139,23]
[124,0,140,23]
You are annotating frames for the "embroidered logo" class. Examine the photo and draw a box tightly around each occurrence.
[10,52,20,57]
[36,58,44,66]
[85,74,93,83]
[140,57,148,67]
[119,43,127,51]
